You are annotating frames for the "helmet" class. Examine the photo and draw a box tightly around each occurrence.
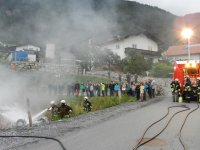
[175,78,178,81]
[84,96,88,100]
[197,77,200,80]
[60,100,66,104]
[185,75,189,79]
[50,101,55,105]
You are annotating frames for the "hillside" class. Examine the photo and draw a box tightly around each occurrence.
[0,0,177,51]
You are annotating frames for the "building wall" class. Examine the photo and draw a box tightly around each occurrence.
[101,34,158,59]
[102,40,126,58]
[16,45,40,51]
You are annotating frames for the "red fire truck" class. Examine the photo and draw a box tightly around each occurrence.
[173,60,200,101]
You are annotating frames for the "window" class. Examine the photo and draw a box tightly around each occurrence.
[116,44,120,49]
[132,44,137,48]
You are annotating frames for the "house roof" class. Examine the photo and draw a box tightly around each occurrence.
[165,44,200,56]
[100,32,160,46]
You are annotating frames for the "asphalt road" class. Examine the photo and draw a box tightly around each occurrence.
[13,97,200,150]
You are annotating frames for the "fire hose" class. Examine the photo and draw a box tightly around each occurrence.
[0,135,67,150]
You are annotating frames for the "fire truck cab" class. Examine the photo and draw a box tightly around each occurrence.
[174,60,200,101]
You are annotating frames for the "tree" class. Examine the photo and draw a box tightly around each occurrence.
[122,51,152,75]
[70,44,121,74]
[151,62,173,78]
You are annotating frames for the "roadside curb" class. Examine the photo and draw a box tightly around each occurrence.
[55,96,165,128]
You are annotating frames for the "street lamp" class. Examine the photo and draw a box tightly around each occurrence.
[181,28,193,60]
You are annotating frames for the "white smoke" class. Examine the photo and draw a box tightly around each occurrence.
[0,0,122,123]
[0,65,56,122]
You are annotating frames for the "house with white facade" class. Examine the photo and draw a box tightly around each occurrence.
[100,33,160,61]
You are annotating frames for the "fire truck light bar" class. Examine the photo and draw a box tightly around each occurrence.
[176,60,200,64]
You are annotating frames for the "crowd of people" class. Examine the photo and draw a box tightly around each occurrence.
[47,79,158,120]
[66,79,156,101]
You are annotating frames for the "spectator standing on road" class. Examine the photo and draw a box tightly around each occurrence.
[144,81,149,100]
[109,81,115,96]
[89,83,94,97]
[127,83,131,95]
[97,82,101,96]
[151,79,156,98]
[122,82,127,95]
[140,82,145,101]
[86,83,90,97]
[135,83,140,100]
[93,83,97,96]
[118,83,122,98]
[105,81,109,96]
[114,83,119,96]
[147,80,152,98]
[131,82,135,97]
[74,81,80,96]
[80,83,85,96]
[101,83,105,96]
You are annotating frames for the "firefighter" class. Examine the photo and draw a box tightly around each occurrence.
[196,78,200,102]
[185,76,192,85]
[48,101,58,110]
[174,79,181,102]
[83,96,92,112]
[170,80,176,102]
[171,79,180,102]
[58,100,73,119]
[184,77,192,103]
[47,101,59,121]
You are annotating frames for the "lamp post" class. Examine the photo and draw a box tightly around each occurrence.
[181,28,193,60]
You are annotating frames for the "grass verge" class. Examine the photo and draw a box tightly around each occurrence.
[48,95,136,120]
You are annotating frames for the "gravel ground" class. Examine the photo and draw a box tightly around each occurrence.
[0,97,164,150]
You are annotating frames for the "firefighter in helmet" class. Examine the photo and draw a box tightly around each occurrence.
[170,79,175,102]
[47,100,59,121]
[170,80,176,94]
[185,76,192,85]
[174,79,181,102]
[184,76,192,103]
[196,77,200,102]
[48,101,58,111]
[58,100,73,119]
[83,96,92,112]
